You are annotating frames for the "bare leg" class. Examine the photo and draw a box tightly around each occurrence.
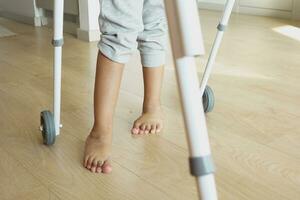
[132,66,164,135]
[84,51,124,174]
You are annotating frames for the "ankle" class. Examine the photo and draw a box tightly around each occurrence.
[91,123,112,135]
[142,100,161,113]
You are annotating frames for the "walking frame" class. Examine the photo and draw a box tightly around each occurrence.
[39,0,235,199]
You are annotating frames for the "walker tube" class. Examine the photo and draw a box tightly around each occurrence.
[53,0,64,135]
[164,1,218,199]
[175,56,218,200]
[199,0,235,94]
[164,0,205,58]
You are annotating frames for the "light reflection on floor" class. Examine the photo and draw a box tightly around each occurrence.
[273,25,300,42]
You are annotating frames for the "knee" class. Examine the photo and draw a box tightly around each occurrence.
[138,28,168,67]
[98,32,138,64]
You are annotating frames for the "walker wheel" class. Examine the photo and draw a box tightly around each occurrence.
[40,111,56,145]
[202,86,215,113]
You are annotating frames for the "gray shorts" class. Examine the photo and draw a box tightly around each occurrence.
[98,0,167,67]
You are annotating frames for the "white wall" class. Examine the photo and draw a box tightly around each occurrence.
[293,0,300,20]
[77,0,100,41]
[0,0,100,41]
[198,0,238,11]
[0,0,42,25]
[239,0,293,11]
[198,0,300,20]
[199,0,226,3]
[0,0,35,17]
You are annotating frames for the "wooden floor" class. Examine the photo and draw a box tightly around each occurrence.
[0,11,300,200]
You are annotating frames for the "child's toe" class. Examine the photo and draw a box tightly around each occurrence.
[139,124,146,134]
[131,128,139,134]
[145,124,151,134]
[133,121,141,129]
[83,156,89,167]
[91,160,98,172]
[102,160,112,174]
[132,122,141,134]
[95,159,103,173]
[141,124,146,130]
[150,124,156,134]
[96,165,102,173]
[156,124,162,133]
[87,157,93,169]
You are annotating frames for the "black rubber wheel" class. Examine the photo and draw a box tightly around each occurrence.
[202,86,215,113]
[40,110,56,145]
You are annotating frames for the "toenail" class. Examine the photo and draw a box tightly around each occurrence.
[96,168,102,173]
[132,129,139,134]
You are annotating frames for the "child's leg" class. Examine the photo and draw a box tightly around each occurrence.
[132,66,164,134]
[132,0,167,135]
[84,0,144,173]
[84,52,124,173]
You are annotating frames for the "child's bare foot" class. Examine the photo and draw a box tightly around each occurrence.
[131,105,164,135]
[83,128,113,174]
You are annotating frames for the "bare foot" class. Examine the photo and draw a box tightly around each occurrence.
[131,106,164,135]
[83,129,113,174]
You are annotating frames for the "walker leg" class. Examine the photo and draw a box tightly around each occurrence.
[164,0,218,199]
[53,0,64,136]
[40,0,64,145]
[175,56,218,200]
[199,0,236,95]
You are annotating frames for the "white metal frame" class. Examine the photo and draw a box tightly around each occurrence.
[51,0,235,199]
[199,0,236,95]
[53,0,64,136]
[164,0,235,199]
